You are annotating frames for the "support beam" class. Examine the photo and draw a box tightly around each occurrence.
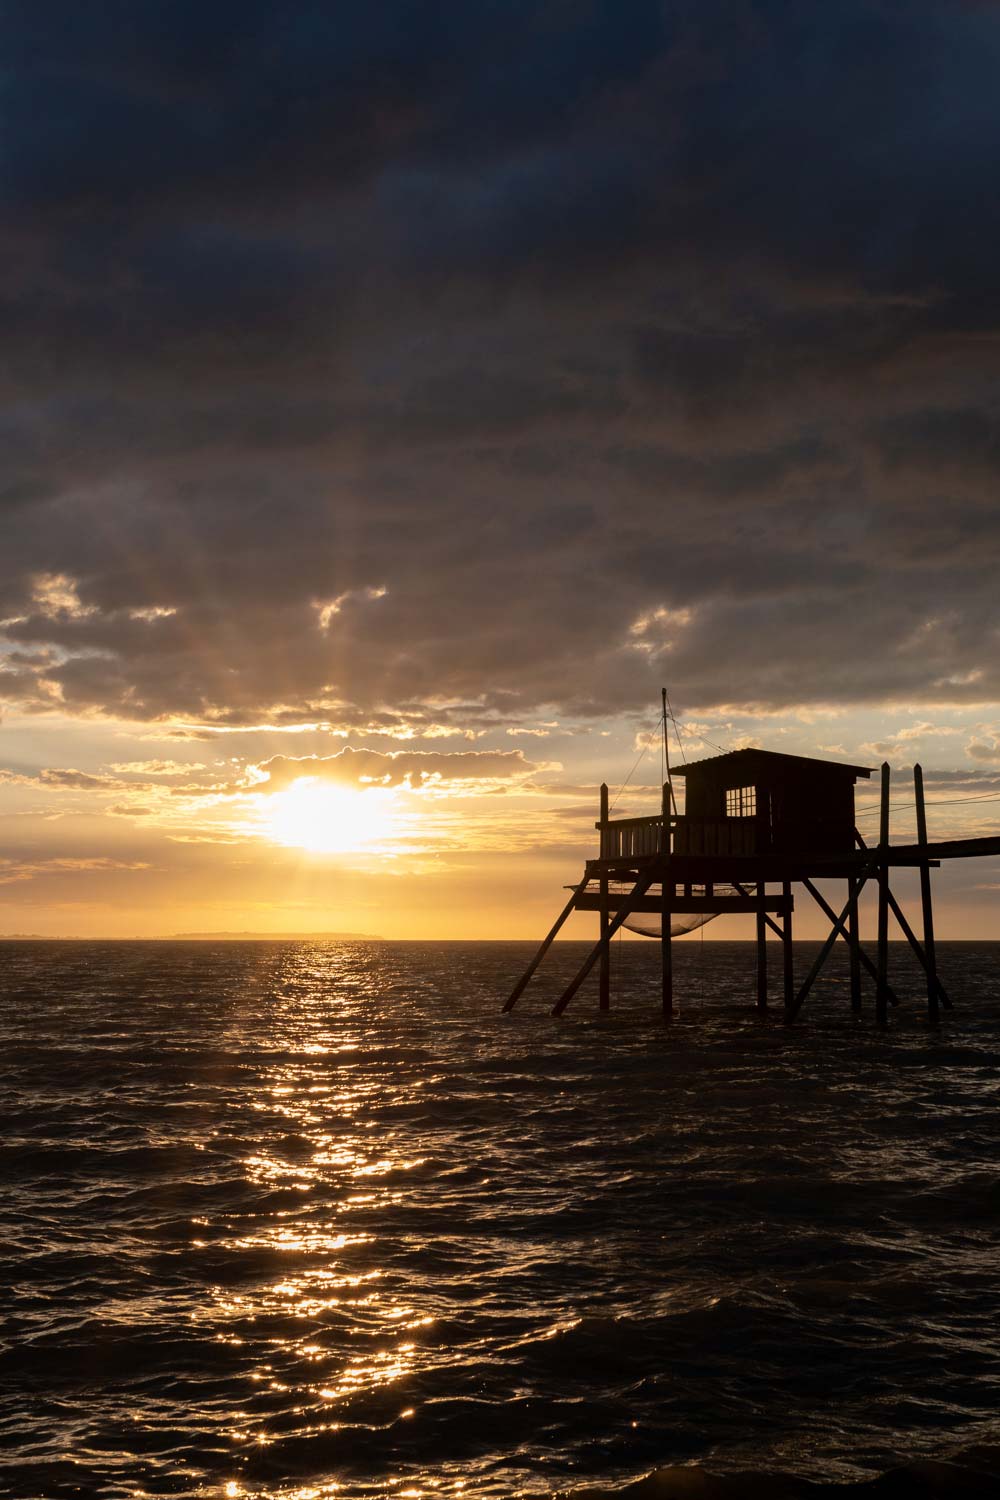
[802,878,897,1006]
[876,762,891,1027]
[661,783,673,1019]
[503,879,584,1012]
[848,876,862,1013]
[786,879,870,1022]
[884,886,951,1011]
[914,763,941,1022]
[732,881,785,939]
[756,881,768,1011]
[782,880,793,1011]
[575,893,793,915]
[552,872,655,1016]
[599,783,610,1013]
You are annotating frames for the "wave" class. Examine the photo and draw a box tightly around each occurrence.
[561,1447,1000,1499]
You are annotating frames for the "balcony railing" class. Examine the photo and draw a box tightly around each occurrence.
[599,814,666,860]
[598,814,761,860]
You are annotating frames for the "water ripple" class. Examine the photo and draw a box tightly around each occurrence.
[1,939,999,1497]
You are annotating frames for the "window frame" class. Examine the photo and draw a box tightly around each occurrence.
[725,785,757,818]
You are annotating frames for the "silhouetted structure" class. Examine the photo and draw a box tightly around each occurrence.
[673,749,868,858]
[504,744,1000,1025]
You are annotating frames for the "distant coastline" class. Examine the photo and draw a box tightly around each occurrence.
[0,931,381,942]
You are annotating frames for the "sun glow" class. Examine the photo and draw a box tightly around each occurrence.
[260,778,398,854]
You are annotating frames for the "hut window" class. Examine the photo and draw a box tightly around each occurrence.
[725,786,756,817]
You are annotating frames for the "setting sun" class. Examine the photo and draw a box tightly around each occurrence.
[259,779,398,855]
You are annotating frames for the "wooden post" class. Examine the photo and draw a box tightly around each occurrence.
[661,781,673,1018]
[756,880,768,1011]
[876,761,890,1027]
[848,875,862,1013]
[914,763,939,1024]
[552,872,654,1016]
[781,880,793,1010]
[599,783,610,1012]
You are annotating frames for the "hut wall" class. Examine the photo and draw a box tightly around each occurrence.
[680,758,859,858]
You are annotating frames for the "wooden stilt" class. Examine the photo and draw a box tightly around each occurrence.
[599,783,611,1013]
[661,878,673,1018]
[552,872,654,1016]
[848,876,862,1013]
[503,879,586,1011]
[782,880,793,1010]
[756,881,768,1011]
[914,763,940,1023]
[661,783,673,1019]
[876,762,891,1026]
[787,879,871,1022]
[803,877,896,1005]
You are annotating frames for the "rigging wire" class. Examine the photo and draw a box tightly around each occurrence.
[660,703,665,786]
[612,695,729,816]
[674,718,730,756]
[609,714,661,811]
[854,789,1000,816]
[664,690,688,764]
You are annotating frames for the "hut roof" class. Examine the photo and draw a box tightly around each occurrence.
[672,748,873,780]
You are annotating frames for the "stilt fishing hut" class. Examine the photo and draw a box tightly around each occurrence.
[504,709,1000,1024]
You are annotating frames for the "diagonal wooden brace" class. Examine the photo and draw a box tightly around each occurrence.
[552,871,655,1016]
[503,878,587,1012]
[884,888,952,1011]
[731,880,785,940]
[786,874,874,1022]
[802,878,899,1007]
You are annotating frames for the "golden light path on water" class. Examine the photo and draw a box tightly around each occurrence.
[166,946,1000,1496]
[198,950,466,1499]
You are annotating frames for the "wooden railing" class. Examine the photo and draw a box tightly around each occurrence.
[598,814,761,860]
[599,814,665,860]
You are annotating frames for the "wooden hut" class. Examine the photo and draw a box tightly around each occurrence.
[502,739,1000,1026]
[673,748,871,858]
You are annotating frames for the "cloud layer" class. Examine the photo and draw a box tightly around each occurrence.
[4,1,1000,733]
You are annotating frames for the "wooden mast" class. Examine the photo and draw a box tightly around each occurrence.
[662,688,677,815]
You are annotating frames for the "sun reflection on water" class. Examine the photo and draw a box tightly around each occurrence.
[199,950,445,1493]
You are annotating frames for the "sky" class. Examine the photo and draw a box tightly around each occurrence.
[4,0,1000,940]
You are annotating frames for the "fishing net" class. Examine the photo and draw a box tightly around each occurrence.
[616,883,741,940]
[623,911,718,938]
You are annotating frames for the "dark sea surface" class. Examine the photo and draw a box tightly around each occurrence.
[2,939,1000,1500]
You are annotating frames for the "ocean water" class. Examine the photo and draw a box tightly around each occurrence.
[2,939,1000,1500]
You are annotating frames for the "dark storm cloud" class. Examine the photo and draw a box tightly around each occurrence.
[4,1,1000,728]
